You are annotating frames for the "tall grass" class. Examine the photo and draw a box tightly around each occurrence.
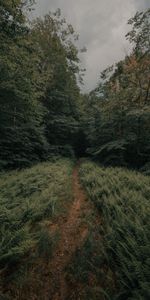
[78,161,150,299]
[0,158,73,299]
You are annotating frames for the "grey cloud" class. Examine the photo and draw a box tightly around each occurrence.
[136,0,149,9]
[33,0,149,91]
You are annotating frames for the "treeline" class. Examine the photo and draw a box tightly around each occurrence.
[0,1,150,172]
[0,1,83,169]
[81,9,150,172]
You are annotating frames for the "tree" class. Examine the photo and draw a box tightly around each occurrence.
[31,10,84,156]
[84,9,150,169]
[0,0,48,169]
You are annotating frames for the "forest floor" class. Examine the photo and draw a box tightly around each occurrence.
[45,161,98,300]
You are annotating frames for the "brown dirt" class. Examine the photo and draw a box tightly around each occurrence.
[44,162,91,300]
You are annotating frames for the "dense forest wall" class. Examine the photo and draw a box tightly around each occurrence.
[0,1,149,172]
[0,1,82,169]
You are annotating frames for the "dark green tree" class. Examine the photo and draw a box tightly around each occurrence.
[32,10,84,156]
[0,0,48,169]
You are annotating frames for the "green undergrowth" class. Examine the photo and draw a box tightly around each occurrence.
[0,158,73,299]
[67,161,150,300]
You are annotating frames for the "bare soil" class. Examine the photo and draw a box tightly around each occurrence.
[45,162,91,300]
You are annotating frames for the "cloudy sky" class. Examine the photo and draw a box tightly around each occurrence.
[33,0,149,91]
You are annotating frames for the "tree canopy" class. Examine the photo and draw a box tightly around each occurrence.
[0,2,149,172]
[81,9,150,170]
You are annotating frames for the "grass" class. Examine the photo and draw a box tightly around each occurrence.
[67,161,150,300]
[1,158,150,299]
[0,158,73,299]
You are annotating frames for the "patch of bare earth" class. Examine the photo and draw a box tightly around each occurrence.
[44,163,92,300]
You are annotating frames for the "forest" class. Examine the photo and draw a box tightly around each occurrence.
[0,1,150,299]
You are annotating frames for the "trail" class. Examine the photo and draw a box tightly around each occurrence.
[46,162,91,300]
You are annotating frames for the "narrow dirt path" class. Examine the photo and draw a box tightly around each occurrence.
[46,161,91,300]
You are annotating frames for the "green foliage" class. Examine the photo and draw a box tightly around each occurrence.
[1,2,150,300]
[126,9,150,56]
[0,0,49,169]
[0,158,73,298]
[0,2,84,169]
[79,161,150,299]
[82,8,150,169]
[67,230,113,300]
[31,10,83,155]
[0,0,33,37]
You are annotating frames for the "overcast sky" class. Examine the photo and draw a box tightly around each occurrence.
[33,0,149,91]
